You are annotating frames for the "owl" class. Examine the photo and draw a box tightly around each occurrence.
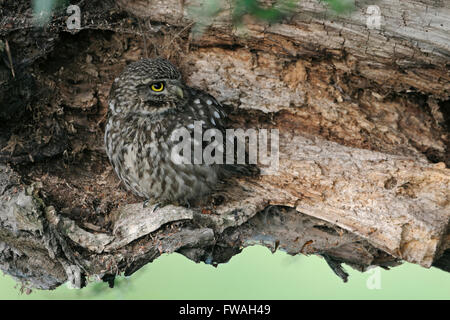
[105,58,255,208]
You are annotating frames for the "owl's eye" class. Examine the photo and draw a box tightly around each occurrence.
[151,82,165,92]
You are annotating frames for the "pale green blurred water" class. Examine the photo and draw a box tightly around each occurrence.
[1,246,449,299]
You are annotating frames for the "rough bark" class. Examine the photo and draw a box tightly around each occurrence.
[0,0,449,290]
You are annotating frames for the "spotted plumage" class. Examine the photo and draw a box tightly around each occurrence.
[105,58,254,207]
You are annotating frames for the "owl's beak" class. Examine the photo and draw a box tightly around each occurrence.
[175,86,184,99]
[169,85,184,99]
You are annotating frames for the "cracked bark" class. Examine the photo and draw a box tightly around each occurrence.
[0,0,449,290]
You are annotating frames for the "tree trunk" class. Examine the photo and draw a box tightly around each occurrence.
[0,0,449,289]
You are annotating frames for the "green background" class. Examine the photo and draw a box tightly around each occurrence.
[1,246,449,299]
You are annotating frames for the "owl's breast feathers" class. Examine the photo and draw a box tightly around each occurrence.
[104,88,229,203]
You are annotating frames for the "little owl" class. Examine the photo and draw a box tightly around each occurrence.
[105,58,255,208]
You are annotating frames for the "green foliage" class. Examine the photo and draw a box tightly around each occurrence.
[231,0,297,26]
[188,0,354,37]
[188,0,298,36]
[188,0,223,36]
[32,0,70,26]
[322,0,354,13]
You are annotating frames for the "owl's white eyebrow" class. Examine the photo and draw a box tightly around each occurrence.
[140,78,167,85]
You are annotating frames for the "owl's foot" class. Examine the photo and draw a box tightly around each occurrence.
[143,199,190,212]
[143,200,164,213]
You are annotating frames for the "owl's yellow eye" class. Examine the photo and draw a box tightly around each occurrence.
[151,82,164,92]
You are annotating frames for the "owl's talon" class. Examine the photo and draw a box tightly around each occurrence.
[143,201,162,213]
[152,203,162,213]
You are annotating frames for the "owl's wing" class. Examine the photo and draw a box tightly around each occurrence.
[184,89,259,177]
[184,89,227,131]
